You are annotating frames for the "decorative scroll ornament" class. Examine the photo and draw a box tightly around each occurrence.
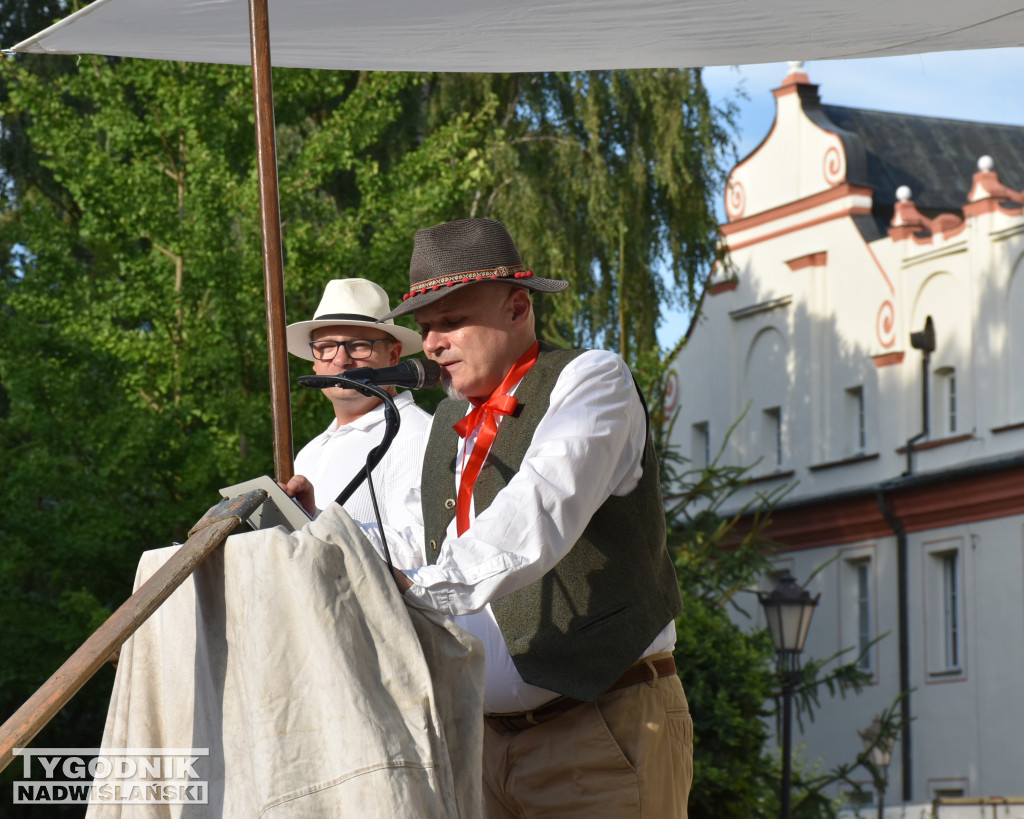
[876,300,896,349]
[664,370,679,414]
[823,145,845,186]
[725,179,746,220]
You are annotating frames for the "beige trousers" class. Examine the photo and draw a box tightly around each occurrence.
[483,672,693,818]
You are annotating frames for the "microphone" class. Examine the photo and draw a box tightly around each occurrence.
[298,358,441,390]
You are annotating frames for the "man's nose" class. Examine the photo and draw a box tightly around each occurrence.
[330,345,356,366]
[421,330,443,355]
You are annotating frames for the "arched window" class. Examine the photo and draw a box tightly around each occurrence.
[744,326,789,472]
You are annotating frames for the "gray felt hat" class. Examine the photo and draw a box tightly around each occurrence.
[383,218,568,319]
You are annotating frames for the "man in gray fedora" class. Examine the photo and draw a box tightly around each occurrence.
[281,278,432,541]
[379,218,692,817]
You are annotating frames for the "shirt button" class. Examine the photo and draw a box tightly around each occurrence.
[444,498,456,510]
[429,539,438,552]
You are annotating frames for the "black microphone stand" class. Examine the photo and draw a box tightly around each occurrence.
[296,374,400,570]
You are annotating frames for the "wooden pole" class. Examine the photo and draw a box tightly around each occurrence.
[1,2,295,775]
[0,490,267,773]
[248,0,294,483]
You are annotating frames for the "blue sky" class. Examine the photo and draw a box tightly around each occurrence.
[657,47,1024,347]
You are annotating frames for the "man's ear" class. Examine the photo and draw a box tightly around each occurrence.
[508,287,533,326]
[388,341,403,366]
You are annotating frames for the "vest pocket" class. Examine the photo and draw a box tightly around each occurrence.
[577,604,629,632]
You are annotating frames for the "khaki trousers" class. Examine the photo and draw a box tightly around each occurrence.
[483,672,693,818]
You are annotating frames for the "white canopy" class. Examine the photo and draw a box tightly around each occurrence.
[9,0,1024,483]
[12,0,1024,71]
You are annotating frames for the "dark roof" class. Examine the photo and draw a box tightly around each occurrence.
[820,103,1024,232]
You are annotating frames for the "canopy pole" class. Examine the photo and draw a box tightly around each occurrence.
[248,0,294,482]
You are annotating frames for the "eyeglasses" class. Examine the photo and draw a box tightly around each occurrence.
[309,338,391,361]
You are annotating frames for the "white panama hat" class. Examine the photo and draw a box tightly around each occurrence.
[285,278,422,361]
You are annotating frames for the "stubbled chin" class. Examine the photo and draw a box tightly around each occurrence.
[440,373,466,402]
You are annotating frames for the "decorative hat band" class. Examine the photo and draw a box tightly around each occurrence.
[402,265,533,301]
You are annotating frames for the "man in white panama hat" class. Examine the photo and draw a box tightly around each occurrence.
[281,278,432,538]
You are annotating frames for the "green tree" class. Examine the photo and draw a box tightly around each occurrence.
[0,52,493,753]
[0,56,268,784]
[666,437,782,817]
[0,21,735,813]
[421,71,734,380]
[663,413,886,819]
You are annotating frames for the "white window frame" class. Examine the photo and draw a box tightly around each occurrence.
[934,366,958,436]
[923,537,966,680]
[856,560,873,671]
[929,779,969,801]
[845,385,866,456]
[941,551,960,668]
[840,546,876,679]
[691,421,710,469]
[762,406,782,470]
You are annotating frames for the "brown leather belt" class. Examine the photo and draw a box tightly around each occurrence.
[485,655,677,734]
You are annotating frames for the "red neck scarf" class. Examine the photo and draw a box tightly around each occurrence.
[452,341,540,535]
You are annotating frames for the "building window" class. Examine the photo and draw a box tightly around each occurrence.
[845,385,866,455]
[855,560,872,672]
[763,407,782,469]
[924,539,965,678]
[935,366,957,435]
[841,551,875,676]
[949,373,957,433]
[941,551,960,669]
[932,785,967,800]
[691,421,710,469]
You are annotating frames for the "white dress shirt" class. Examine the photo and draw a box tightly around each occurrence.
[387,350,676,713]
[295,392,432,551]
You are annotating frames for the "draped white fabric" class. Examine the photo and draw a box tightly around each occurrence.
[12,0,1024,71]
[87,505,484,818]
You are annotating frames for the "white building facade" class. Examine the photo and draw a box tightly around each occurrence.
[666,63,1024,808]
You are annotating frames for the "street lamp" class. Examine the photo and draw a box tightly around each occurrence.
[759,570,820,819]
[859,715,895,819]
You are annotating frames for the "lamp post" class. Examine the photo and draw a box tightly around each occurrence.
[859,715,894,819]
[759,571,820,819]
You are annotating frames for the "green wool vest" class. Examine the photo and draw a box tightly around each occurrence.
[421,343,682,701]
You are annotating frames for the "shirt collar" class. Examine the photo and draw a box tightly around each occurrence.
[324,390,416,437]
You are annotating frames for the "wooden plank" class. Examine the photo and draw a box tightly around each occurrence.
[0,490,267,773]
